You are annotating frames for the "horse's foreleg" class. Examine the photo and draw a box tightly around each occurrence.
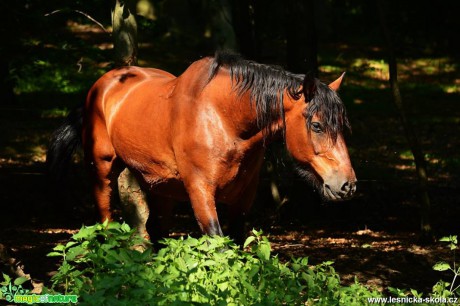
[186,182,223,236]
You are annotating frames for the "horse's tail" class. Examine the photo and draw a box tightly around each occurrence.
[46,107,83,181]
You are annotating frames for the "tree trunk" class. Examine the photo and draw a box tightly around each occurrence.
[377,0,432,242]
[118,169,150,242]
[112,0,138,66]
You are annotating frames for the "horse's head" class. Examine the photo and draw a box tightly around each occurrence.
[284,73,356,201]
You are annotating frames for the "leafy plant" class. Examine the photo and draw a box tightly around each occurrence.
[46,223,383,305]
[387,235,460,305]
[431,235,460,300]
[5,225,460,305]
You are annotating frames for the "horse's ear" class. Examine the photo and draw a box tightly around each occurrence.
[328,72,346,92]
[303,73,316,102]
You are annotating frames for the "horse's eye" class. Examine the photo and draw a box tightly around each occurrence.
[311,122,323,133]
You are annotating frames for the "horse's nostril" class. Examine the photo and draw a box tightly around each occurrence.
[339,181,357,198]
[341,181,350,192]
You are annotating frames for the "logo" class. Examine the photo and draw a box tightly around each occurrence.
[1,281,78,304]
[1,281,29,302]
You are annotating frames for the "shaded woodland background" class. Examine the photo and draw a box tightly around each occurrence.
[0,0,459,293]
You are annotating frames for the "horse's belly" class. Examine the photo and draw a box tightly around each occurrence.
[142,174,190,201]
[119,153,187,200]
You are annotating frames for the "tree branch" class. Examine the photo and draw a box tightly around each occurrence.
[45,9,110,33]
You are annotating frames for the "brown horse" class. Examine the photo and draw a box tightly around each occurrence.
[47,51,356,241]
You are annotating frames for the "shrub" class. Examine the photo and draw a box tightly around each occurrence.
[4,223,460,305]
[46,222,383,305]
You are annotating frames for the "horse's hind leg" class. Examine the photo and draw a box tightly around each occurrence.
[84,123,124,222]
[88,156,124,222]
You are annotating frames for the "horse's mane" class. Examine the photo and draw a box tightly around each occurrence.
[207,50,349,141]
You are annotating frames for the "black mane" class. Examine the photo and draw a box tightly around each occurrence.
[208,50,349,141]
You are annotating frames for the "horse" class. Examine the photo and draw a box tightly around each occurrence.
[47,51,356,243]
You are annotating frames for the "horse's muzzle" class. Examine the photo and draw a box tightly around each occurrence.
[322,180,356,201]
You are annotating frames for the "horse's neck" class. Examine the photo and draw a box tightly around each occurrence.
[251,89,295,143]
[235,100,287,150]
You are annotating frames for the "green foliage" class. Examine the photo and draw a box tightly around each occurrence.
[34,225,460,305]
[46,223,383,305]
[12,59,105,95]
[386,235,460,305]
[430,236,460,300]
[41,107,69,118]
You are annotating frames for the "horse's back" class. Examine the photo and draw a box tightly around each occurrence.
[85,66,176,129]
[87,66,175,110]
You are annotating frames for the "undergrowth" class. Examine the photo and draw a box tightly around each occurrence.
[1,222,459,305]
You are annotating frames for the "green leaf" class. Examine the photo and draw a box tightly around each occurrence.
[155,264,165,274]
[410,288,422,298]
[243,236,256,248]
[65,241,78,248]
[433,262,451,271]
[53,244,66,251]
[66,245,87,261]
[72,226,96,240]
[248,265,260,278]
[13,277,29,286]
[300,257,309,266]
[217,282,228,291]
[202,260,216,267]
[257,243,271,261]
[120,223,131,232]
[1,273,11,286]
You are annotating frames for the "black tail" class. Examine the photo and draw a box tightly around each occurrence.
[46,107,83,181]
